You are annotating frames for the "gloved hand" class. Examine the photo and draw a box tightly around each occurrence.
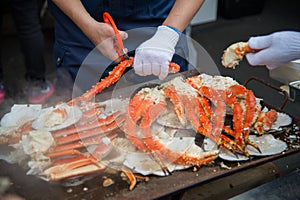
[133,25,180,80]
[246,31,300,70]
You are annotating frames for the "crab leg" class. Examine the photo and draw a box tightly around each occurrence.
[198,86,226,138]
[52,111,122,138]
[121,166,137,191]
[223,90,244,147]
[229,85,263,152]
[163,86,187,126]
[124,93,153,152]
[69,58,134,105]
[254,109,278,134]
[140,98,218,168]
[198,86,247,154]
[182,95,212,138]
[54,116,124,145]
[47,133,117,158]
[46,149,84,158]
[44,158,106,181]
[69,58,180,105]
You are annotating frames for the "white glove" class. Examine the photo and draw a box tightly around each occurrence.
[246,31,300,70]
[133,25,179,80]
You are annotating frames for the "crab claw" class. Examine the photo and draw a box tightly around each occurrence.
[221,42,256,68]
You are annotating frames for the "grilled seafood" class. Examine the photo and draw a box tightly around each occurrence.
[123,84,219,174]
[124,74,280,170]
[221,42,256,68]
[0,55,291,190]
[0,101,125,182]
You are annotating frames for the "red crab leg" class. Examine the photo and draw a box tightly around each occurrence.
[44,158,106,181]
[191,96,212,134]
[182,95,212,139]
[68,58,180,105]
[55,116,124,145]
[224,90,244,147]
[140,100,218,168]
[198,86,225,138]
[76,108,101,123]
[254,109,278,134]
[68,58,134,105]
[139,100,174,175]
[52,111,122,138]
[51,155,88,165]
[198,96,214,117]
[140,101,167,150]
[199,86,247,154]
[47,133,117,158]
[230,85,262,152]
[121,166,137,191]
[124,93,152,152]
[125,91,174,175]
[263,109,278,130]
[45,149,84,158]
[164,85,187,126]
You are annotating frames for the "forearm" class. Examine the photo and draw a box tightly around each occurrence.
[50,0,97,36]
[163,0,205,32]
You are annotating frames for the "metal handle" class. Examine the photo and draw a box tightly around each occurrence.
[243,76,289,111]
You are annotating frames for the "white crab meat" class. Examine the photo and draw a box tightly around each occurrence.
[0,126,18,137]
[32,103,82,131]
[20,130,54,155]
[26,154,52,175]
[221,42,248,69]
[198,74,239,90]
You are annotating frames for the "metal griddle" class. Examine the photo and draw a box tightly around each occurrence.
[1,70,300,200]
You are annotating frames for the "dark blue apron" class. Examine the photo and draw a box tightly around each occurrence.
[48,0,188,88]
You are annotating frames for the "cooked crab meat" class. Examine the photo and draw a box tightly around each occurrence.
[221,42,256,68]
[32,103,82,131]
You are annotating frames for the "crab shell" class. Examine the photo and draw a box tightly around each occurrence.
[221,42,255,69]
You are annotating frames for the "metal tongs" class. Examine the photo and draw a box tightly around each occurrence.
[103,12,130,61]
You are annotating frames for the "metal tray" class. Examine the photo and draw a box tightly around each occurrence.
[289,80,300,102]
[1,72,300,200]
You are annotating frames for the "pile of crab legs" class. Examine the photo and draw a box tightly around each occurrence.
[1,57,278,189]
[0,51,278,190]
[0,58,188,190]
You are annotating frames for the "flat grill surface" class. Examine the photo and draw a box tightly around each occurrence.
[1,71,300,200]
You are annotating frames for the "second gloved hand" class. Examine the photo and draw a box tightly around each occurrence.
[246,31,300,70]
[133,25,179,80]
